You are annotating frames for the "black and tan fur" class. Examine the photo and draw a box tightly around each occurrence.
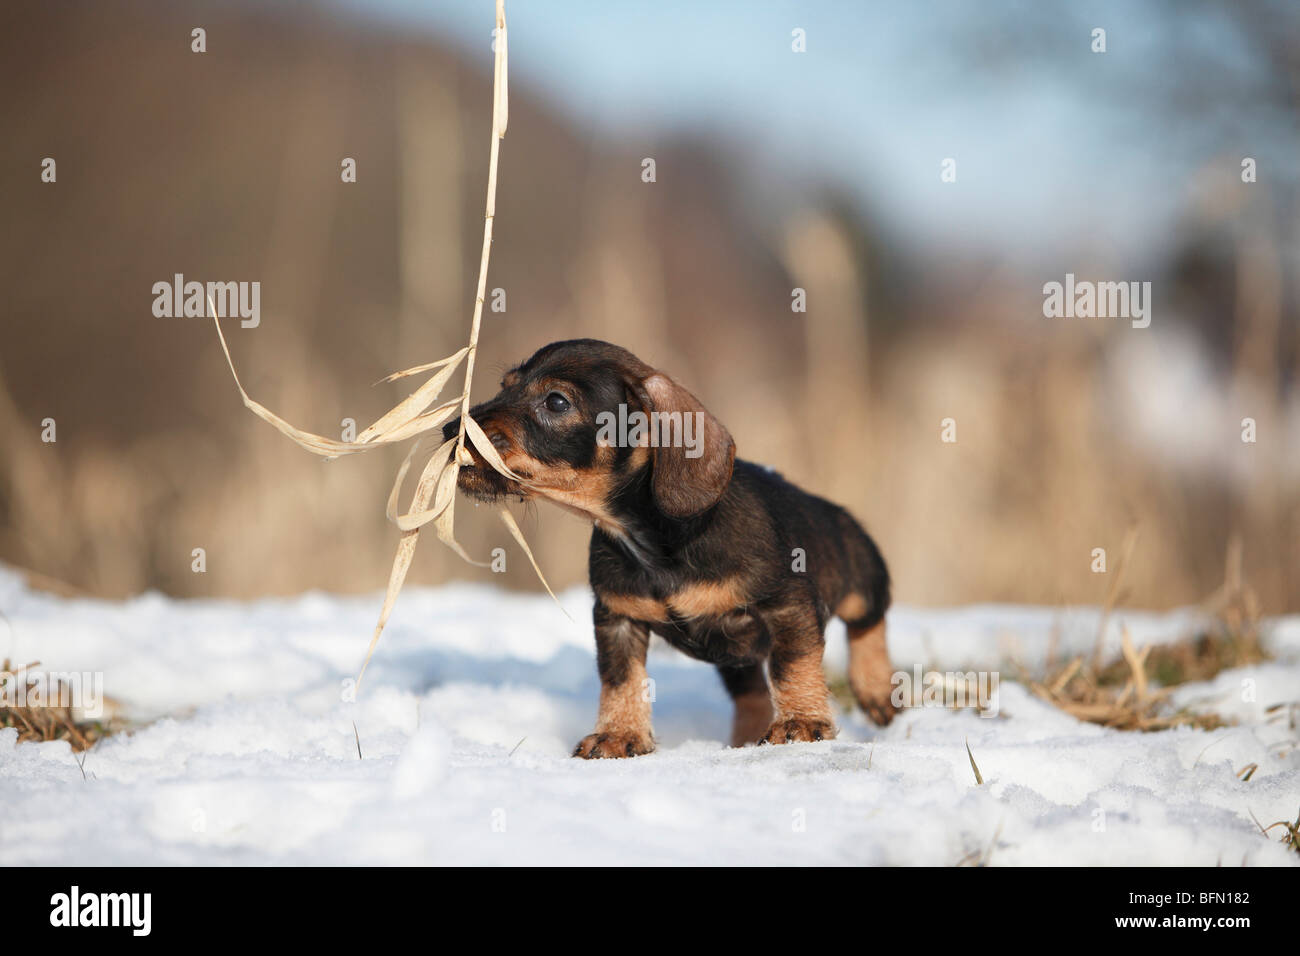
[446,339,896,758]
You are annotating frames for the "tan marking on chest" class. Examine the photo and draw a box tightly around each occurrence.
[602,593,670,622]
[601,577,748,623]
[668,577,748,620]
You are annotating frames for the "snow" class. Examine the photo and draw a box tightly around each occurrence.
[0,566,1296,866]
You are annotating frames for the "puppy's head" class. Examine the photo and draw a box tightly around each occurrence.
[444,339,735,528]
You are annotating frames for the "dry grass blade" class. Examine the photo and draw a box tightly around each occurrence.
[357,347,468,442]
[494,1,508,137]
[213,0,559,690]
[1255,807,1300,854]
[1092,524,1138,668]
[211,309,379,458]
[212,305,463,455]
[500,508,571,620]
[357,442,456,687]
[1120,627,1150,701]
[1092,528,1144,671]
[387,439,457,531]
[385,438,427,521]
[375,350,470,384]
[1048,656,1082,695]
[355,528,421,689]
[450,0,508,465]
[1248,807,1270,836]
[432,461,487,567]
[464,413,523,480]
[377,399,460,445]
[434,506,479,564]
[965,738,984,785]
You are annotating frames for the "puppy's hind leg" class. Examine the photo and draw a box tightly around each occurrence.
[844,611,898,726]
[835,524,898,727]
[716,662,773,747]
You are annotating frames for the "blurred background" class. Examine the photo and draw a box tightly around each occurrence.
[1,0,1297,612]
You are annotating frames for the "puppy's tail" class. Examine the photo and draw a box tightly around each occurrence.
[834,511,890,630]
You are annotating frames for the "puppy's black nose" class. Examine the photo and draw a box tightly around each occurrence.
[441,417,460,444]
[441,410,508,456]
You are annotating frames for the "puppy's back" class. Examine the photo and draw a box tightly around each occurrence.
[731,460,890,629]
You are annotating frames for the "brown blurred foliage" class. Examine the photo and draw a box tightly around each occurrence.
[1,2,1296,612]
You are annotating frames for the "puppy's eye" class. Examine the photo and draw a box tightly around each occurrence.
[544,392,571,414]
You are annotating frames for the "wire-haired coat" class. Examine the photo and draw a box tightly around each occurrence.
[447,339,896,757]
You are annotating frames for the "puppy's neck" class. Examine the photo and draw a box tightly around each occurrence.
[597,469,717,569]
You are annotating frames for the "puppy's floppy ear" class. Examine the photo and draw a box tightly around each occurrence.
[633,372,735,518]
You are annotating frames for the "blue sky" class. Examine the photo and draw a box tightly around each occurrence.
[328,0,1297,263]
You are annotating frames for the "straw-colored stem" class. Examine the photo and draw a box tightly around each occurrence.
[454,0,507,460]
[208,0,551,694]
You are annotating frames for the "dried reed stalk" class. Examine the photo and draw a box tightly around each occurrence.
[1091,523,1138,669]
[210,0,558,689]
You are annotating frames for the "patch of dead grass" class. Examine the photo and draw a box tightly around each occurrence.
[0,659,123,752]
[1029,628,1231,732]
[1031,534,1268,732]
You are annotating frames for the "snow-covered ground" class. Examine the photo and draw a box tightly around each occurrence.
[1,565,1296,866]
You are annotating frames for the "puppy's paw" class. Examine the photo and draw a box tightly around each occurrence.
[858,689,900,727]
[760,717,835,745]
[573,730,655,759]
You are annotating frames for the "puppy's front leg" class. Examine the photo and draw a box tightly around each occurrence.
[573,602,655,759]
[760,602,836,744]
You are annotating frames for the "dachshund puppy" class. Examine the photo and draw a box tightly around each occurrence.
[445,339,895,758]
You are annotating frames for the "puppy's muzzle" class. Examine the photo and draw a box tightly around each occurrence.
[441,408,529,503]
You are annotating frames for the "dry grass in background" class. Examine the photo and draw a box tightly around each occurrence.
[0,1,1297,616]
